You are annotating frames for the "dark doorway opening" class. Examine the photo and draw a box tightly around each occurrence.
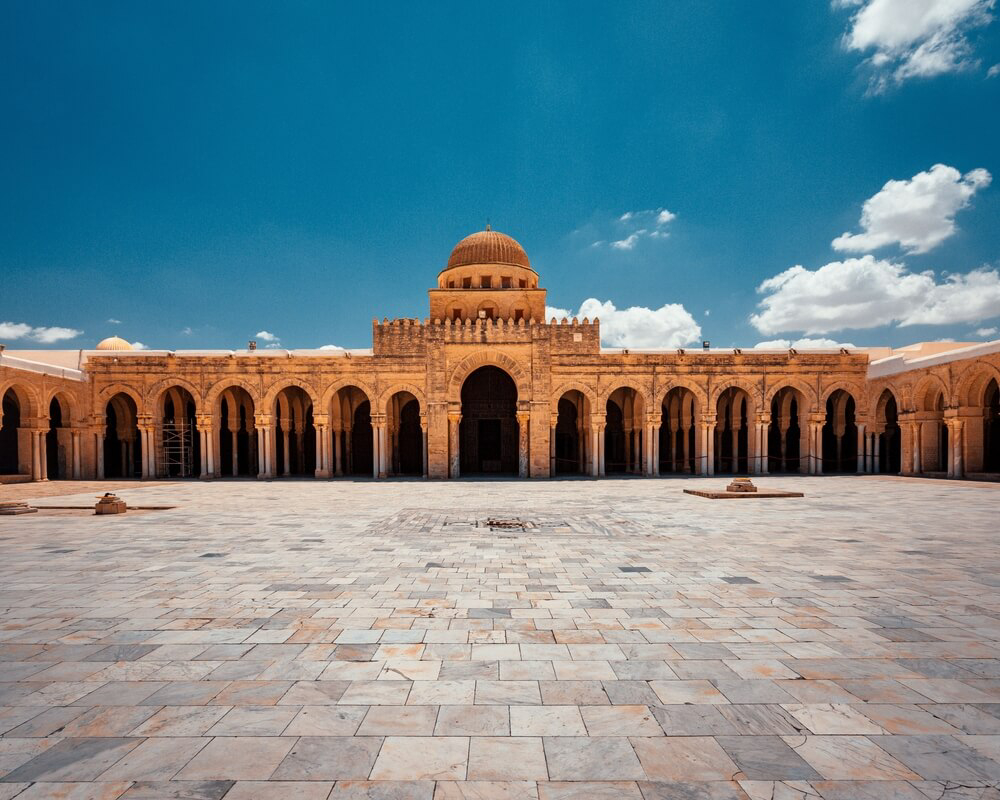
[460,366,518,475]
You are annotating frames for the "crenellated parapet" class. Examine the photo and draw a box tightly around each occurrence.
[373,316,601,356]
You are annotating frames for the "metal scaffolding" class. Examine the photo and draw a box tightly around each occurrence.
[157,419,196,477]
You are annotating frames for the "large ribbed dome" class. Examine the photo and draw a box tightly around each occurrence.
[95,336,134,351]
[446,228,531,270]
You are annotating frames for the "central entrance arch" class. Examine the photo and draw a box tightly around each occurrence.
[460,366,518,475]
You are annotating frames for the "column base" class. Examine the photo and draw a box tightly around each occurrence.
[314,469,331,479]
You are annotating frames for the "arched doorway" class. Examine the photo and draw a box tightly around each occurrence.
[660,388,697,474]
[823,390,857,473]
[1,388,24,475]
[104,393,140,478]
[388,392,422,476]
[605,387,643,474]
[274,387,315,477]
[460,366,518,475]
[46,396,71,480]
[159,387,200,478]
[768,387,805,474]
[874,390,901,474]
[555,390,589,474]
[218,387,255,477]
[984,378,1000,473]
[916,389,947,474]
[715,387,750,474]
[331,386,373,476]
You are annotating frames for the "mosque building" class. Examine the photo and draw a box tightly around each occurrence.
[2,228,999,483]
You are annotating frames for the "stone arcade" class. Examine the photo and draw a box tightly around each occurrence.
[2,229,999,483]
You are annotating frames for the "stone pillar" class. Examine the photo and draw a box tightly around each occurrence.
[952,419,964,478]
[197,426,209,478]
[95,429,105,480]
[71,430,81,479]
[856,423,866,473]
[448,412,461,479]
[912,422,922,475]
[195,414,213,481]
[31,429,42,481]
[873,433,881,474]
[139,426,152,480]
[758,414,770,475]
[256,427,265,477]
[597,422,606,477]
[372,416,386,479]
[314,424,329,478]
[280,421,291,476]
[517,411,530,478]
[380,423,389,478]
[590,425,600,477]
[333,428,343,476]
[255,417,273,478]
[549,415,557,477]
[420,416,428,478]
[705,423,715,476]
[651,419,661,476]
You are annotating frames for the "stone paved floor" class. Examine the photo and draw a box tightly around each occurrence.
[1,476,999,800]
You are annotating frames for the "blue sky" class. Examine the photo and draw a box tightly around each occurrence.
[2,1,999,350]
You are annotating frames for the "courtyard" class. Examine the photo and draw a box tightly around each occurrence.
[0,476,998,800]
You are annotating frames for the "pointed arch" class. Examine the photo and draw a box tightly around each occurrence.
[448,350,529,403]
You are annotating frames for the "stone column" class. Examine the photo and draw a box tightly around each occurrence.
[256,427,265,477]
[380,423,389,478]
[856,423,866,473]
[31,429,42,481]
[420,416,429,478]
[873,433,881,474]
[71,430,81,479]
[195,414,215,481]
[333,428,343,476]
[139,426,153,480]
[197,426,209,478]
[598,423,606,476]
[549,415,557,477]
[913,422,922,475]
[590,424,600,477]
[758,414,770,475]
[952,419,965,478]
[651,418,661,476]
[94,429,105,480]
[314,424,329,478]
[448,412,461,479]
[517,411,531,479]
[704,422,715,476]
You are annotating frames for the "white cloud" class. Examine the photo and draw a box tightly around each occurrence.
[753,337,857,350]
[605,208,676,250]
[832,164,991,254]
[988,63,1000,76]
[547,299,701,348]
[751,255,1000,334]
[975,326,998,336]
[255,330,279,342]
[611,232,642,250]
[107,318,121,325]
[838,0,996,91]
[180,326,193,335]
[131,341,149,350]
[0,321,83,344]
[319,344,345,350]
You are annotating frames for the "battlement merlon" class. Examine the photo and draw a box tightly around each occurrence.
[372,316,602,356]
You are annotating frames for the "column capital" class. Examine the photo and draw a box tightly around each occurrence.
[645,412,661,426]
[254,414,273,427]
[312,414,330,427]
[755,412,771,425]
[195,414,214,429]
[448,412,462,424]
[516,411,531,424]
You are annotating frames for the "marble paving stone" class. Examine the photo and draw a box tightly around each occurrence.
[118,780,234,799]
[284,705,368,736]
[631,736,740,781]
[174,736,296,780]
[3,478,1000,797]
[468,736,548,780]
[370,736,469,780]
[97,735,209,781]
[715,736,822,781]
[542,737,645,781]
[784,734,920,780]
[2,737,142,782]
[436,705,510,736]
